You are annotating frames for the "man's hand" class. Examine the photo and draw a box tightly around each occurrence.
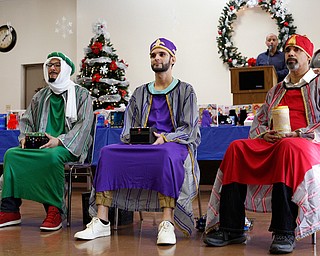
[20,138,26,149]
[263,130,282,143]
[153,132,165,145]
[39,133,62,149]
[284,131,299,138]
[263,130,299,143]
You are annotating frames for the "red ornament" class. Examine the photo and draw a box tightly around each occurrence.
[119,89,127,97]
[228,58,233,63]
[91,42,103,55]
[271,0,276,4]
[92,73,101,82]
[230,6,234,11]
[284,22,289,27]
[109,60,118,71]
[218,30,222,35]
[106,105,114,110]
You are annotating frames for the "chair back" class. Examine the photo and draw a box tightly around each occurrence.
[81,116,97,165]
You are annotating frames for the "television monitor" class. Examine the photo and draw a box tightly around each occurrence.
[239,70,264,90]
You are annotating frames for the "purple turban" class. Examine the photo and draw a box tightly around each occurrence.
[150,38,177,56]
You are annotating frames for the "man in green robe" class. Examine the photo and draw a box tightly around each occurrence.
[0,52,94,231]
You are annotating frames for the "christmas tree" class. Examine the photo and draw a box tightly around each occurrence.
[77,20,129,110]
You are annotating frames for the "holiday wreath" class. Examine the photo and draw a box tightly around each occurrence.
[217,0,296,68]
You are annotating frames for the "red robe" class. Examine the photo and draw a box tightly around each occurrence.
[221,89,320,193]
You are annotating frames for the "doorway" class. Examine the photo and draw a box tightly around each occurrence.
[24,63,46,108]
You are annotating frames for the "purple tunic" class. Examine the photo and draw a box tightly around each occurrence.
[94,94,188,199]
[147,95,173,133]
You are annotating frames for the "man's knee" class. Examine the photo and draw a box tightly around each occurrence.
[96,191,113,207]
[158,193,175,208]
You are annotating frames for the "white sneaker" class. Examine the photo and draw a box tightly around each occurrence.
[157,220,176,245]
[74,217,111,240]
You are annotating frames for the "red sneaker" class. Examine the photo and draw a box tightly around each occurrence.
[40,206,62,231]
[0,211,21,228]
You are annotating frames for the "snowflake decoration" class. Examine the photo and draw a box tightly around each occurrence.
[100,65,108,75]
[55,16,73,39]
[110,85,118,94]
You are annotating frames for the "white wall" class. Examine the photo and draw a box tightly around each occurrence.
[0,0,319,112]
[0,0,77,112]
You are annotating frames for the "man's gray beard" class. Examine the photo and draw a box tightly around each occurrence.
[151,62,170,73]
[48,77,56,82]
[287,62,299,71]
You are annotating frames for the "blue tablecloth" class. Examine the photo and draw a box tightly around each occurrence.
[197,126,250,160]
[0,130,20,163]
[92,126,250,166]
[0,126,250,165]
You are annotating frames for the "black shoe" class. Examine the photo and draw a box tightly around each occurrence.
[203,229,246,247]
[269,233,296,254]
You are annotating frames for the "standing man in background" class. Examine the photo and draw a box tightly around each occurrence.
[256,33,288,82]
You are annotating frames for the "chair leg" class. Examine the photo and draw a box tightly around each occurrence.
[86,167,92,190]
[66,168,72,227]
[114,207,119,230]
[137,211,144,231]
[197,186,202,217]
[139,211,143,222]
[312,232,316,244]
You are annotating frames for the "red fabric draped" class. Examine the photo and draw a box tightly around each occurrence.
[221,89,320,192]
[221,138,320,192]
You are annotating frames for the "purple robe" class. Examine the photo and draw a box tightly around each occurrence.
[94,94,188,199]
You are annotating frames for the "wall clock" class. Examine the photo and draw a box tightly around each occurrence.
[0,24,17,53]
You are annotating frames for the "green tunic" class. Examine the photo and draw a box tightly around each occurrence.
[2,94,77,210]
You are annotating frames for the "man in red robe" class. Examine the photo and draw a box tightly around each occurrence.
[204,34,320,254]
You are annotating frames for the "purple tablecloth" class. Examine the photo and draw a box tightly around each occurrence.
[94,142,188,199]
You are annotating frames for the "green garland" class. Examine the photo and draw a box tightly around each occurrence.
[217,0,296,68]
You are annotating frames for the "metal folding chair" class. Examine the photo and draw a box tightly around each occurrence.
[64,121,97,227]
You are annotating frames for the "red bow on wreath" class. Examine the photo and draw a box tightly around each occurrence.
[247,57,256,67]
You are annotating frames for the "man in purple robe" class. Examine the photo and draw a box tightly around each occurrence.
[75,38,201,246]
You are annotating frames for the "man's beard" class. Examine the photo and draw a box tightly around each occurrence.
[48,72,58,82]
[286,58,299,71]
[151,61,171,73]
